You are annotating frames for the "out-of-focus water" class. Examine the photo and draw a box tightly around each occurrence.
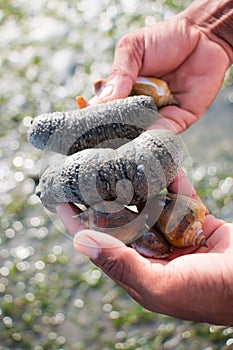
[183,85,233,164]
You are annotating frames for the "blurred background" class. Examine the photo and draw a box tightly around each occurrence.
[0,0,232,349]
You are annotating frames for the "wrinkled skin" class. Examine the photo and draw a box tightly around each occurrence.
[89,16,231,133]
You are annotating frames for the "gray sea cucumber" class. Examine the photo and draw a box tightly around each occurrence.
[28,96,158,155]
[29,96,183,212]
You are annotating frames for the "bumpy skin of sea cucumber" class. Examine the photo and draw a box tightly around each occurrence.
[28,96,158,155]
[29,95,183,212]
[35,129,183,212]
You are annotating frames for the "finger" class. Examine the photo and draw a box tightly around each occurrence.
[148,105,200,134]
[202,214,225,242]
[93,30,145,103]
[167,169,200,201]
[56,203,86,236]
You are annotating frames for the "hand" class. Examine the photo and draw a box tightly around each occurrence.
[90,12,231,133]
[56,2,233,325]
[57,171,233,326]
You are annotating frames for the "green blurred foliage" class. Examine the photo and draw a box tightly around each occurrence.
[0,0,232,349]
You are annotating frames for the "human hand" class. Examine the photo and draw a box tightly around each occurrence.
[90,5,231,133]
[57,171,233,326]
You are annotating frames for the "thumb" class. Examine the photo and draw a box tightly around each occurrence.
[73,230,159,290]
[73,230,177,315]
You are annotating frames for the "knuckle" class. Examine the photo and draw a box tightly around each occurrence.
[117,31,143,49]
[115,31,145,68]
[116,32,135,48]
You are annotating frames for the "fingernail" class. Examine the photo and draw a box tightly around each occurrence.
[98,84,114,99]
[73,230,124,260]
[73,230,100,260]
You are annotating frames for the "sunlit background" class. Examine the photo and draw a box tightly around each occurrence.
[0,0,233,349]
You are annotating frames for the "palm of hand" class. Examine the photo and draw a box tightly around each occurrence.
[160,35,228,131]
[110,17,230,133]
[59,199,233,325]
[119,176,233,325]
[144,20,229,132]
[120,215,233,325]
[81,173,233,326]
